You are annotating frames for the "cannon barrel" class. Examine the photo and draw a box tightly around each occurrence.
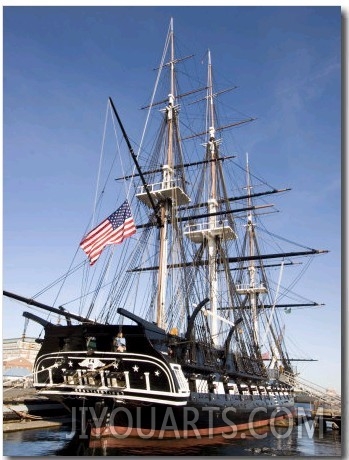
[3,290,95,324]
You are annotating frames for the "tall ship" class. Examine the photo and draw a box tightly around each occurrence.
[4,20,327,443]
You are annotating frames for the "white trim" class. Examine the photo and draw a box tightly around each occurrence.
[39,389,189,406]
[34,351,178,392]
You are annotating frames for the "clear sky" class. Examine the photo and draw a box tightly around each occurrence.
[2,5,342,394]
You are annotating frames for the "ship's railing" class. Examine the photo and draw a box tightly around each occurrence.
[279,370,341,405]
[184,220,230,233]
[184,220,237,242]
[235,283,267,294]
[136,179,190,206]
[137,179,183,194]
[33,351,190,397]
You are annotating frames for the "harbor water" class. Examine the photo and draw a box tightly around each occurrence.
[3,416,341,456]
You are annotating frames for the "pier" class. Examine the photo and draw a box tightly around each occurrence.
[3,386,70,432]
[311,401,341,431]
[279,371,341,431]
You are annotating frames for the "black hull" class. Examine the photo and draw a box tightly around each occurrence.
[39,384,294,441]
[32,320,295,441]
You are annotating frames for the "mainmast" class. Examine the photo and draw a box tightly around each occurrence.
[156,19,175,330]
[206,51,220,344]
[136,19,190,329]
[185,51,237,345]
[246,154,258,344]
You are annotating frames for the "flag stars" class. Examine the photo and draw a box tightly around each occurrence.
[155,370,160,377]
[132,365,139,372]
[68,361,73,367]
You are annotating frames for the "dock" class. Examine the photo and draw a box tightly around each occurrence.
[311,401,342,431]
[3,386,71,432]
[3,416,72,433]
[278,371,341,432]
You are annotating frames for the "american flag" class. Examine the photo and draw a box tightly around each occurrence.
[80,200,136,266]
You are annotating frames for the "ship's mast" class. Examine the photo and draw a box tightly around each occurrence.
[156,19,175,329]
[235,154,268,346]
[156,19,176,329]
[246,154,259,345]
[206,50,220,344]
[135,19,190,330]
[184,51,237,344]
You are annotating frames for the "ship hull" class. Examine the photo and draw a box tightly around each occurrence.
[43,388,294,440]
[49,391,294,442]
[32,322,295,442]
[89,400,294,439]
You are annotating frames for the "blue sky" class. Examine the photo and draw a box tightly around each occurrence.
[3,6,342,393]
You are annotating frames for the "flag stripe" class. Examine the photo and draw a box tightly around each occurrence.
[80,220,110,249]
[86,219,135,260]
[84,218,135,252]
[81,224,115,252]
[87,224,136,263]
[83,220,136,265]
[80,201,136,265]
[88,228,136,264]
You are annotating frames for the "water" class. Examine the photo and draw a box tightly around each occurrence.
[3,426,73,456]
[3,421,341,456]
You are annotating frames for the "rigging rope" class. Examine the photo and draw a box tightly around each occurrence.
[260,260,285,350]
[256,225,315,251]
[91,103,110,227]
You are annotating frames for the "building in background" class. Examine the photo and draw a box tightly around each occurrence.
[3,337,41,386]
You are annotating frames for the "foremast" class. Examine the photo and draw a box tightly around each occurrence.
[156,23,175,330]
[136,19,190,329]
[185,51,237,345]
